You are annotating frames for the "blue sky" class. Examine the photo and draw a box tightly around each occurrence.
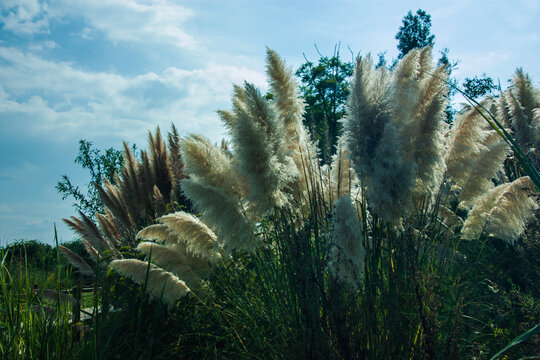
[1,0,539,245]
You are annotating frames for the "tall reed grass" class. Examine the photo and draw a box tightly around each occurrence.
[55,47,540,359]
[0,234,76,359]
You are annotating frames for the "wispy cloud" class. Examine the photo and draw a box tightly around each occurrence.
[53,0,197,49]
[0,46,266,143]
[0,200,74,244]
[0,204,13,213]
[0,161,39,180]
[0,0,50,35]
[1,0,197,50]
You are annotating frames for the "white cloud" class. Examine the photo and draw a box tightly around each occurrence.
[76,27,93,40]
[52,0,197,49]
[0,47,266,143]
[25,40,58,53]
[0,0,49,35]
[1,0,197,50]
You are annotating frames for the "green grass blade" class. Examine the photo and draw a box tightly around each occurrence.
[489,323,540,360]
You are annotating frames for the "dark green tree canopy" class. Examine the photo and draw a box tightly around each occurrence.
[396,9,435,58]
[296,49,353,163]
[463,75,499,99]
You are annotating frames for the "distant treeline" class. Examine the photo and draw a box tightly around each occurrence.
[1,239,88,271]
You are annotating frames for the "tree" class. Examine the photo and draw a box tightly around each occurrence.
[63,126,191,252]
[462,75,499,99]
[395,10,458,122]
[56,139,126,218]
[395,10,496,122]
[395,9,435,58]
[296,45,354,163]
[375,51,388,69]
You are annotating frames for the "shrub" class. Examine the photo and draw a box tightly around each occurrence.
[61,48,540,359]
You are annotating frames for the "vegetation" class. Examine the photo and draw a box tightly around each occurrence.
[462,75,499,100]
[6,47,531,359]
[56,140,126,219]
[296,9,497,163]
[395,9,435,58]
[2,12,540,358]
[296,45,354,164]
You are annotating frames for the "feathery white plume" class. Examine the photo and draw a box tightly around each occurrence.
[159,212,221,262]
[328,196,365,289]
[110,259,190,309]
[345,55,413,222]
[180,134,237,191]
[181,179,256,253]
[180,134,255,252]
[445,99,497,187]
[227,82,298,214]
[391,48,422,138]
[266,48,306,145]
[266,49,320,202]
[534,108,540,151]
[345,48,449,220]
[388,47,449,200]
[408,63,449,198]
[327,138,361,203]
[137,224,174,243]
[504,68,540,149]
[461,177,539,243]
[136,242,207,291]
[63,211,114,254]
[457,132,510,208]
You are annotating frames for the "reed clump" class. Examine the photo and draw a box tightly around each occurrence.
[56,47,540,359]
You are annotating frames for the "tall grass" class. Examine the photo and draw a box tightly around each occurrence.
[49,47,540,359]
[450,79,540,191]
[0,236,76,359]
[161,49,539,359]
[170,186,538,359]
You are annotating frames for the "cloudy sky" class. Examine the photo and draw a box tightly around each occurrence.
[1,0,539,245]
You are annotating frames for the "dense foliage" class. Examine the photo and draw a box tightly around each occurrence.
[21,48,536,360]
[3,10,540,358]
[395,9,435,59]
[56,139,126,219]
[296,48,354,163]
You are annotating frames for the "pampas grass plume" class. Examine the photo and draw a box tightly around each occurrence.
[505,68,540,149]
[58,245,94,276]
[458,133,509,208]
[136,242,207,291]
[345,55,409,222]
[180,134,236,190]
[110,259,190,309]
[328,138,360,201]
[181,179,256,253]
[137,224,174,243]
[159,212,221,262]
[409,64,448,198]
[63,211,115,254]
[445,105,489,186]
[228,82,297,214]
[328,196,365,289]
[462,176,539,243]
[266,48,305,143]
